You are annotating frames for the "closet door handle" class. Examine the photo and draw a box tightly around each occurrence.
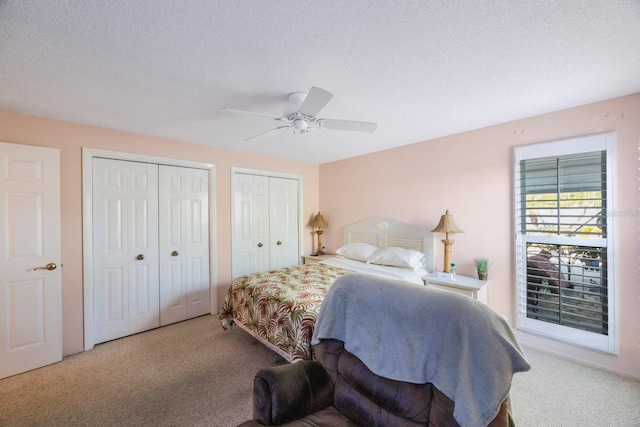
[136,254,145,260]
[276,241,282,246]
[171,251,179,256]
[257,243,263,248]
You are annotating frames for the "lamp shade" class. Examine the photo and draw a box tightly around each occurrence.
[431,210,464,234]
[312,212,327,229]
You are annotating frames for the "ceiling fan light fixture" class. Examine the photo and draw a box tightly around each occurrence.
[293,118,308,133]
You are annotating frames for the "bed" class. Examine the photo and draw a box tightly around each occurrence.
[219,216,435,362]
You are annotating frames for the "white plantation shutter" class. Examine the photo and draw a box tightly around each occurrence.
[519,151,606,237]
[514,132,616,353]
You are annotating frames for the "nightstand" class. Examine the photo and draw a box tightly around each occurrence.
[302,254,335,264]
[422,273,490,304]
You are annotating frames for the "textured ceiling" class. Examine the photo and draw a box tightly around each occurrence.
[1,1,639,164]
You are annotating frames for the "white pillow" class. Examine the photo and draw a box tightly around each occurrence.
[335,242,379,262]
[367,246,425,269]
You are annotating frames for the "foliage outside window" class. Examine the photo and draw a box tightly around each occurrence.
[515,133,615,353]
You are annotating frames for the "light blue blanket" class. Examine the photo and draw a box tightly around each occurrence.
[311,273,530,427]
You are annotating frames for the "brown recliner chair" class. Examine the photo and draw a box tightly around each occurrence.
[239,273,529,427]
[238,339,512,427]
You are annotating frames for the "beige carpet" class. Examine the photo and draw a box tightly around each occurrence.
[510,347,640,426]
[0,315,285,426]
[1,315,639,426]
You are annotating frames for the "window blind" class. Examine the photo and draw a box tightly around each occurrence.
[519,151,606,238]
[519,150,608,336]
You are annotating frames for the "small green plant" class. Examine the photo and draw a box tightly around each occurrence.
[474,257,489,275]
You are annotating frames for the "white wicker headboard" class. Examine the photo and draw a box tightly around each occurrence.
[343,217,435,272]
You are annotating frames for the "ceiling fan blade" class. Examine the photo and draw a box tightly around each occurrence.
[317,119,377,133]
[298,87,333,117]
[245,125,291,142]
[222,108,282,120]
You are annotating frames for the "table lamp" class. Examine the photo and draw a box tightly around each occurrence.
[431,209,464,273]
[312,212,327,255]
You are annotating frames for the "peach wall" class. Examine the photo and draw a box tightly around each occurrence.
[0,111,320,356]
[319,93,640,379]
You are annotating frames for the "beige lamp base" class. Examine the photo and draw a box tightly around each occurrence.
[315,229,325,255]
[442,239,454,272]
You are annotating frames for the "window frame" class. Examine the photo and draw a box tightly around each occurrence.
[514,132,617,354]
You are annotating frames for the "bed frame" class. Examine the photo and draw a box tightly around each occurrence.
[344,216,435,272]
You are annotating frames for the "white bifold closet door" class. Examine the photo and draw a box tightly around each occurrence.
[268,176,299,270]
[233,173,299,278]
[93,159,209,344]
[234,174,270,276]
[158,165,210,326]
[93,159,160,344]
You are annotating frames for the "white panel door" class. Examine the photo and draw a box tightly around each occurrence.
[159,165,209,326]
[252,176,270,272]
[232,174,270,277]
[0,142,62,379]
[269,177,299,270]
[93,158,159,344]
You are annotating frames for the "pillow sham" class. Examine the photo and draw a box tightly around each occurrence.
[335,242,379,262]
[367,246,425,269]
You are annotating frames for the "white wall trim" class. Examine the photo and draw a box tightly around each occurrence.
[82,148,217,351]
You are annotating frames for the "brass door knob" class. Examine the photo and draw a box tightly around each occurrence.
[33,262,57,271]
[171,251,179,256]
[277,241,282,245]
[136,254,145,260]
[257,243,263,248]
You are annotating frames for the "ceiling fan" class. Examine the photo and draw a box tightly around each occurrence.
[223,87,377,142]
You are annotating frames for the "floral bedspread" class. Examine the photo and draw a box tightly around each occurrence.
[219,262,349,362]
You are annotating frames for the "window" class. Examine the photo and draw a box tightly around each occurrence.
[514,133,616,353]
